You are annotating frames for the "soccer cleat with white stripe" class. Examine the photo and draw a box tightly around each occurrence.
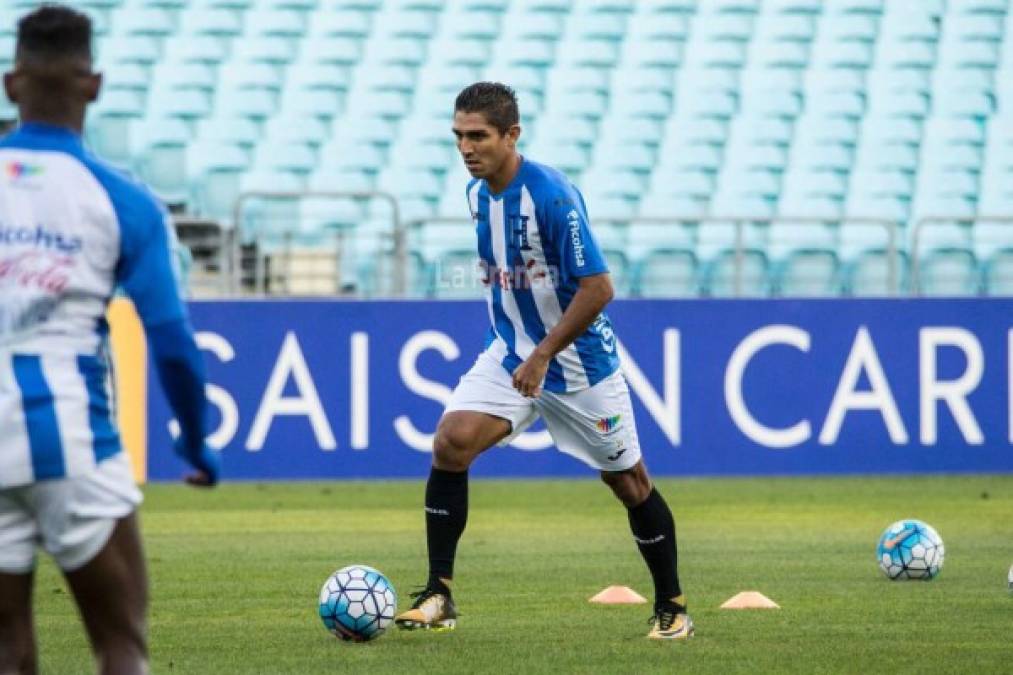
[394,587,458,631]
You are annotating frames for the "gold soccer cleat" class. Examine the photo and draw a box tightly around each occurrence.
[394,587,458,631]
[647,603,694,640]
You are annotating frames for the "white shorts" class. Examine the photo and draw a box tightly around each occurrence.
[445,352,642,472]
[0,452,142,574]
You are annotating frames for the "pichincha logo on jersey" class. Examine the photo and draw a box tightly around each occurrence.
[567,209,586,267]
[4,161,44,182]
[596,414,621,434]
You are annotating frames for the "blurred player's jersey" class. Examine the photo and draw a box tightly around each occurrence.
[467,157,620,394]
[0,123,184,488]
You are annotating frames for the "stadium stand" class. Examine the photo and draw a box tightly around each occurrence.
[5,0,1002,297]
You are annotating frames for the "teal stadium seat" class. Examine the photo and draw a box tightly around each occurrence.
[111,7,175,37]
[706,248,772,297]
[918,248,981,296]
[101,62,150,96]
[86,88,146,166]
[984,249,1013,295]
[134,116,191,204]
[188,141,249,222]
[636,248,700,297]
[778,249,843,297]
[178,8,243,37]
[238,169,307,247]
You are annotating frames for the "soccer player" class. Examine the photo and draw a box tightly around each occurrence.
[0,6,219,674]
[394,82,692,640]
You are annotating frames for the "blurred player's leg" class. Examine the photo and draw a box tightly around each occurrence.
[64,513,148,675]
[601,461,693,640]
[0,571,37,675]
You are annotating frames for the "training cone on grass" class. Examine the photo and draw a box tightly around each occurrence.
[720,591,780,609]
[589,586,648,604]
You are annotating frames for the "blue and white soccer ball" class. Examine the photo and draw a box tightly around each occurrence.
[876,519,945,580]
[318,565,397,642]
[1007,564,1012,593]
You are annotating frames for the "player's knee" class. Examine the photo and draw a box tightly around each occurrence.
[433,425,477,471]
[601,469,651,507]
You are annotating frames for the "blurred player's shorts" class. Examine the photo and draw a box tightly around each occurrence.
[0,453,142,573]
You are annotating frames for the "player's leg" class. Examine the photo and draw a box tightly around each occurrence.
[396,412,512,631]
[0,488,41,674]
[428,409,512,583]
[601,460,684,607]
[540,372,692,639]
[398,354,532,630]
[63,513,148,675]
[0,571,37,675]
[36,454,146,672]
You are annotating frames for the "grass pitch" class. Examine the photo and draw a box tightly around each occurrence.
[33,475,1012,674]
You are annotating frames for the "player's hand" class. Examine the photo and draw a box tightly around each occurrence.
[173,438,220,488]
[513,352,550,398]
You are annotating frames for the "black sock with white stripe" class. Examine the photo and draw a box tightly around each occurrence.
[426,466,468,591]
[627,487,682,608]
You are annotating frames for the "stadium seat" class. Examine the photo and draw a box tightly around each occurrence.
[636,248,700,297]
[917,248,981,296]
[778,249,843,296]
[178,8,243,36]
[627,12,690,41]
[307,9,372,38]
[626,39,683,69]
[87,89,147,166]
[98,35,161,66]
[638,193,709,219]
[984,249,1013,295]
[134,117,191,204]
[846,249,909,296]
[705,248,772,297]
[189,141,249,222]
[763,0,821,13]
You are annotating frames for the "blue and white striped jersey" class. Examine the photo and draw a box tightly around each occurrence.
[0,123,185,488]
[467,157,620,394]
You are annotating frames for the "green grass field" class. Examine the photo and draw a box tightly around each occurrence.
[32,475,1013,674]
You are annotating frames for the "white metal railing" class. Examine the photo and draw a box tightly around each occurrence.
[408,215,901,298]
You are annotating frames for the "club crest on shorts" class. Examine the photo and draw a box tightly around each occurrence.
[596,414,622,434]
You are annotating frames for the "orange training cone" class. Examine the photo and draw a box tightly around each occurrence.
[589,585,649,604]
[720,591,780,609]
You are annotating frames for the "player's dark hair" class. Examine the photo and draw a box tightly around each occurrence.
[455,82,519,134]
[16,4,93,64]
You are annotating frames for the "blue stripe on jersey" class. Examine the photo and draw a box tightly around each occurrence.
[503,195,567,389]
[477,189,519,361]
[12,355,66,481]
[77,355,121,462]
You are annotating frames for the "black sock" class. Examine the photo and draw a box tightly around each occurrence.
[425,467,468,591]
[627,487,682,608]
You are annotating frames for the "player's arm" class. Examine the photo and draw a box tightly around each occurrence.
[116,198,219,486]
[513,274,613,397]
[512,194,612,397]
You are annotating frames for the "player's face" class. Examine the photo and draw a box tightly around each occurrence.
[452,111,519,179]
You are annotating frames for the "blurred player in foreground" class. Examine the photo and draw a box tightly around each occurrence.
[0,6,219,674]
[395,82,692,641]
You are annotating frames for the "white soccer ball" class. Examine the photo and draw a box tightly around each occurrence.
[1008,564,1012,593]
[876,519,945,580]
[318,565,397,642]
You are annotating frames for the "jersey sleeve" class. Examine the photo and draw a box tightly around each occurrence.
[114,189,187,327]
[546,186,609,283]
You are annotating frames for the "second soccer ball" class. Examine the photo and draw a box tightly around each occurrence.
[876,519,945,580]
